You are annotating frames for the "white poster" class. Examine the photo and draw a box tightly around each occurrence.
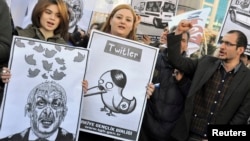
[168,7,211,56]
[80,30,158,141]
[217,0,250,55]
[0,36,89,141]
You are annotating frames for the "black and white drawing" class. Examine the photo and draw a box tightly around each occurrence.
[65,0,84,31]
[132,0,179,36]
[80,30,158,141]
[229,0,250,26]
[85,69,136,116]
[1,81,74,141]
[218,0,250,55]
[0,36,89,141]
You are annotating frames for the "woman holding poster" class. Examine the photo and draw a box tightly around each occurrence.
[80,4,155,141]
[1,0,69,83]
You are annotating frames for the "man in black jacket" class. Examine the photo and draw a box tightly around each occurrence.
[168,20,250,141]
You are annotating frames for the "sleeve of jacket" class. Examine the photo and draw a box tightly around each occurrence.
[0,1,12,66]
[165,33,197,77]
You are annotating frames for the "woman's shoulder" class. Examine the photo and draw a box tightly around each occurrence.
[15,24,36,38]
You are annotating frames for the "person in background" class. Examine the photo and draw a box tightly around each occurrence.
[149,24,169,52]
[139,23,191,141]
[166,20,250,141]
[0,0,13,105]
[80,4,154,141]
[142,24,177,53]
[241,54,250,69]
[69,22,103,48]
[247,55,250,69]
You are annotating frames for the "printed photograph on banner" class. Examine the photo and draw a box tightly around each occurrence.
[217,0,250,56]
[168,7,211,56]
[131,0,178,42]
[0,36,89,141]
[80,30,158,141]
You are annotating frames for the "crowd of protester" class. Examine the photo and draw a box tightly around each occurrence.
[0,0,250,141]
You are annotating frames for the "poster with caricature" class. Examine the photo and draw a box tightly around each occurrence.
[217,0,250,55]
[0,36,89,141]
[80,30,158,141]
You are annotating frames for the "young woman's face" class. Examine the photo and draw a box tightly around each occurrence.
[40,4,61,33]
[110,9,134,38]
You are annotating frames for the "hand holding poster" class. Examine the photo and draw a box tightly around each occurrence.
[0,36,89,141]
[80,30,158,141]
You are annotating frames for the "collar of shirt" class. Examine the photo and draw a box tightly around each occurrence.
[28,128,58,141]
[219,61,242,74]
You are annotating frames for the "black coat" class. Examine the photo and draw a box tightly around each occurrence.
[167,33,250,141]
[139,48,191,141]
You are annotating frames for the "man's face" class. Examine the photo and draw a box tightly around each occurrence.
[30,89,66,135]
[160,26,169,44]
[180,33,188,54]
[218,33,242,62]
[64,0,83,29]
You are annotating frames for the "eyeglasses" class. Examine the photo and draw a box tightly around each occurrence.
[218,40,237,47]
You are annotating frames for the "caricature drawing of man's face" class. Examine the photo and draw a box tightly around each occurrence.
[64,0,83,29]
[27,82,67,137]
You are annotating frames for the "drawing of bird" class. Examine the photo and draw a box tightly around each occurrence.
[50,69,66,80]
[33,44,45,53]
[85,69,136,116]
[55,45,61,52]
[42,73,48,79]
[73,52,85,62]
[42,60,53,72]
[15,39,25,48]
[27,68,40,78]
[28,40,35,45]
[25,54,36,65]
[55,57,65,65]
[60,65,66,70]
[43,48,57,58]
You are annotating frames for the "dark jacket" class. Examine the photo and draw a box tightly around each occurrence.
[15,25,66,45]
[167,33,250,141]
[0,127,74,141]
[139,40,191,141]
[0,0,13,103]
[0,0,12,68]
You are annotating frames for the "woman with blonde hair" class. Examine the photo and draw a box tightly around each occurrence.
[101,4,139,40]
